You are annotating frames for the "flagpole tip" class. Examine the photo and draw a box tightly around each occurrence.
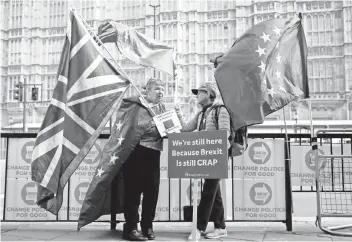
[298,12,302,19]
[69,5,76,13]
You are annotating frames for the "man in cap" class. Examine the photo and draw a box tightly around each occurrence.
[176,82,230,241]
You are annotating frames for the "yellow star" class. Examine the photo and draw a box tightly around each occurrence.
[260,32,271,43]
[255,45,266,57]
[117,134,125,146]
[276,53,281,64]
[273,26,281,36]
[109,153,119,165]
[258,61,266,73]
[115,121,123,131]
[96,167,104,178]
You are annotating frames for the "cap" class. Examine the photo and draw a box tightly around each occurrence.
[191,83,217,98]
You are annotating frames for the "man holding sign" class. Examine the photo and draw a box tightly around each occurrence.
[177,83,230,240]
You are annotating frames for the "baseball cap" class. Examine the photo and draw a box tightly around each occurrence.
[191,83,217,98]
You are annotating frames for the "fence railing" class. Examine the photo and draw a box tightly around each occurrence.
[1,132,352,232]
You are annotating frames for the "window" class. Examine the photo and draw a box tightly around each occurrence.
[318,15,324,30]
[308,62,313,76]
[207,25,211,39]
[313,33,318,45]
[320,62,326,77]
[224,24,228,37]
[217,24,222,39]
[327,61,332,76]
[312,2,318,9]
[325,14,332,29]
[313,15,318,29]
[306,15,312,31]
[313,62,319,77]
[319,32,325,45]
[315,80,320,92]
[326,32,332,44]
[212,24,216,37]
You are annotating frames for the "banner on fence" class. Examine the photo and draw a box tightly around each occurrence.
[5,138,67,220]
[232,179,286,220]
[4,137,284,221]
[4,179,57,220]
[232,140,285,179]
[290,144,352,186]
[227,139,285,220]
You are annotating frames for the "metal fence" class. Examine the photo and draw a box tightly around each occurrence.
[2,132,351,231]
[314,130,352,236]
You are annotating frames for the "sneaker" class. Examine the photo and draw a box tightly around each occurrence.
[187,229,202,241]
[142,228,155,240]
[205,228,227,239]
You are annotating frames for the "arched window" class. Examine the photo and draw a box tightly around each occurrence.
[224,24,228,37]
[327,61,332,76]
[212,24,217,38]
[207,24,212,39]
[325,14,332,29]
[318,15,324,31]
[217,24,222,39]
[313,15,318,30]
[173,24,177,39]
[306,15,312,31]
[257,16,262,24]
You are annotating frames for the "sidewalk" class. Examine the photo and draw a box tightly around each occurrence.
[1,218,352,241]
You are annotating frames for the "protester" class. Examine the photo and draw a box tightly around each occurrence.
[176,82,230,241]
[122,78,166,241]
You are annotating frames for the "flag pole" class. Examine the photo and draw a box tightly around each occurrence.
[283,106,290,158]
[71,8,156,116]
[309,99,314,139]
[283,106,293,215]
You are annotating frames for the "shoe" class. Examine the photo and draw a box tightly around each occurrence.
[142,228,155,240]
[122,229,148,241]
[187,229,202,241]
[205,228,227,239]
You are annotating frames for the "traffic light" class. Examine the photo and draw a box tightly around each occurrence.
[31,87,39,101]
[14,82,23,101]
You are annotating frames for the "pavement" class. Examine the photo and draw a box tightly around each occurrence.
[2,218,352,241]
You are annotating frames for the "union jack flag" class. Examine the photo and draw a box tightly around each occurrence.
[31,9,130,215]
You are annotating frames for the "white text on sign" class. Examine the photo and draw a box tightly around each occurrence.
[172,138,223,146]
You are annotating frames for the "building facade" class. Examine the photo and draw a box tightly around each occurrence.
[1,0,352,131]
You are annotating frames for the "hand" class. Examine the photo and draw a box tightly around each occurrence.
[150,120,156,128]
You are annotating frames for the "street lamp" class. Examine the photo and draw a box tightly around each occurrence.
[149,4,160,39]
[149,4,160,77]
